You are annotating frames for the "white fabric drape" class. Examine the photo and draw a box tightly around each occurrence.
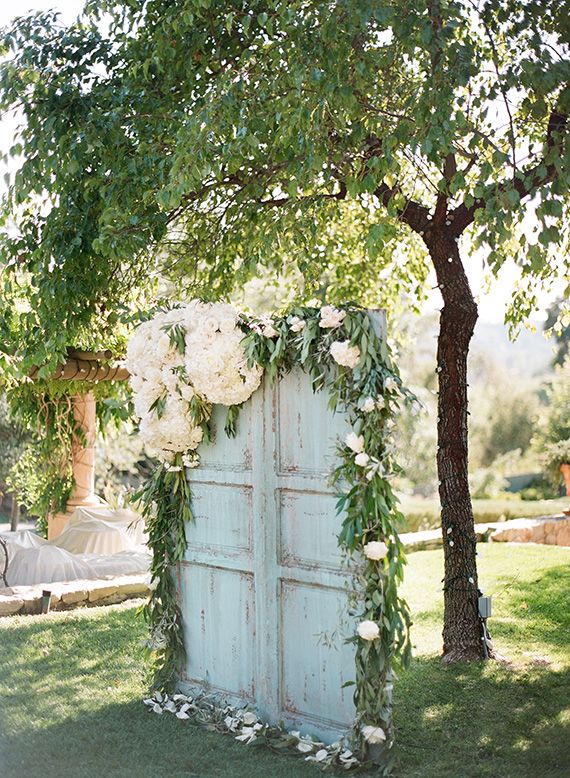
[1,506,150,588]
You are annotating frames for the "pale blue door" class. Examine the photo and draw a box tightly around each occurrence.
[178,369,357,741]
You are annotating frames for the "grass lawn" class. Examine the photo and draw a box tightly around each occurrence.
[1,544,569,777]
[399,495,570,531]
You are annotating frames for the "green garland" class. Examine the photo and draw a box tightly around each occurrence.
[135,304,412,772]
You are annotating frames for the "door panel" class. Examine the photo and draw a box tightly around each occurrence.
[179,370,355,741]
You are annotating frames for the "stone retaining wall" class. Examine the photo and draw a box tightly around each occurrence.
[0,573,150,617]
[401,513,570,552]
[489,515,570,545]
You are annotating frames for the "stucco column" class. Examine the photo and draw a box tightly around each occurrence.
[48,392,102,539]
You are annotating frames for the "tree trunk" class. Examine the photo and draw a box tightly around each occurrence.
[427,230,487,661]
[10,496,20,532]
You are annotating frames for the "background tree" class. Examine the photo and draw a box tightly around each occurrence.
[533,356,570,493]
[1,0,568,660]
[544,298,570,367]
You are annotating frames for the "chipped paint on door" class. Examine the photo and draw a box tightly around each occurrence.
[178,364,370,741]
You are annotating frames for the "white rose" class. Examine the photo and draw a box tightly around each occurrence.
[355,452,370,467]
[258,315,278,338]
[363,541,388,560]
[319,305,346,328]
[330,340,361,369]
[384,376,397,392]
[362,725,386,744]
[362,397,376,413]
[289,316,306,332]
[357,620,380,641]
[345,432,365,453]
[376,396,386,410]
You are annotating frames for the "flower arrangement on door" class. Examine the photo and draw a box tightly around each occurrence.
[127,300,413,772]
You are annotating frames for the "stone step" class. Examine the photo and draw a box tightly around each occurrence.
[0,573,150,617]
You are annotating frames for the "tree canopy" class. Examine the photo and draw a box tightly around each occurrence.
[1,0,567,374]
[0,0,568,661]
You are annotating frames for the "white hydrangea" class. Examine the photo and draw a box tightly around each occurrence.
[139,396,203,459]
[184,314,262,405]
[127,301,262,461]
[330,340,361,369]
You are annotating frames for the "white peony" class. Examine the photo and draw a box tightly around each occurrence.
[362,397,376,413]
[330,340,361,369]
[319,305,346,329]
[357,620,380,641]
[289,315,306,332]
[345,432,365,453]
[362,725,386,744]
[363,541,388,560]
[355,452,370,467]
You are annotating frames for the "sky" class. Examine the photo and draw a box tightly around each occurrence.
[0,1,563,326]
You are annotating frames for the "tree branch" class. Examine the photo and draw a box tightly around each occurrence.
[449,104,568,236]
[372,182,431,233]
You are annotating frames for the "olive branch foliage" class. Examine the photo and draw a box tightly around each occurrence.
[135,305,411,769]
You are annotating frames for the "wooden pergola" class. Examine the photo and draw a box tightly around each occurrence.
[31,349,130,540]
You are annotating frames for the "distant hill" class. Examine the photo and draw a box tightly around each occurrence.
[471,321,555,379]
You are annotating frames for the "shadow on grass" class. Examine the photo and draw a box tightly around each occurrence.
[0,609,322,778]
[1,558,569,778]
[0,698,327,778]
[492,564,570,652]
[395,656,570,778]
[395,560,570,778]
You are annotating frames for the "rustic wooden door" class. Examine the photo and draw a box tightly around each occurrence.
[178,369,357,741]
